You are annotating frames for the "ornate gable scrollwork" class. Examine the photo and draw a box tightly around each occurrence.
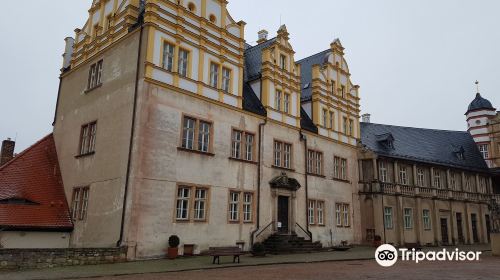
[269,172,302,191]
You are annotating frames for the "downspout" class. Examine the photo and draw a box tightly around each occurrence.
[300,131,312,238]
[116,21,145,247]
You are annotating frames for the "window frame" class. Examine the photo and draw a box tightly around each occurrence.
[478,144,489,159]
[379,161,388,183]
[222,66,232,93]
[174,184,211,223]
[71,187,90,222]
[417,168,425,187]
[227,190,255,224]
[384,207,394,229]
[209,62,220,88]
[399,166,408,185]
[275,90,282,111]
[307,149,324,176]
[403,208,413,230]
[273,140,293,170]
[87,60,103,90]
[333,156,348,181]
[78,121,97,157]
[230,129,256,162]
[177,48,190,78]
[179,114,214,155]
[422,209,431,230]
[284,93,290,114]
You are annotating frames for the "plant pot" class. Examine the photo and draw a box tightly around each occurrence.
[167,247,178,259]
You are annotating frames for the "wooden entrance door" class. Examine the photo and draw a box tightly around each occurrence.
[278,196,289,232]
[440,218,449,244]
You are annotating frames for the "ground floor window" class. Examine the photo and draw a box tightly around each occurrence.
[228,191,254,223]
[422,209,431,230]
[336,203,350,227]
[175,185,210,222]
[384,207,393,229]
[71,187,90,221]
[404,208,413,229]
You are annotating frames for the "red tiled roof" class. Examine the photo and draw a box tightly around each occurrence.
[0,134,73,231]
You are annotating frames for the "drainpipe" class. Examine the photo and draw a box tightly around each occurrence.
[116,20,145,248]
[300,131,312,238]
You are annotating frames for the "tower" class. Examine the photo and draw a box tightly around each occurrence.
[466,81,497,167]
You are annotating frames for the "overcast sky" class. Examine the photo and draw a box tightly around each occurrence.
[1,0,499,152]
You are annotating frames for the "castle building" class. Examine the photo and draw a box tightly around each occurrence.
[358,121,494,246]
[465,89,500,193]
[52,0,362,259]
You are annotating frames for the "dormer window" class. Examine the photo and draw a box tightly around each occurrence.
[453,145,466,160]
[376,133,395,149]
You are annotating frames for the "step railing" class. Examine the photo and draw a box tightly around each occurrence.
[295,222,312,241]
[254,221,275,243]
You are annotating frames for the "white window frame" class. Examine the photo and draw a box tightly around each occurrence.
[404,208,413,229]
[222,67,231,93]
[176,187,191,220]
[423,209,431,230]
[162,43,175,72]
[178,48,189,77]
[384,207,393,229]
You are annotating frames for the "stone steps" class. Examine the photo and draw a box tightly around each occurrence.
[263,233,324,254]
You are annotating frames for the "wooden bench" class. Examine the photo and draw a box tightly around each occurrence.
[404,242,423,251]
[208,247,243,264]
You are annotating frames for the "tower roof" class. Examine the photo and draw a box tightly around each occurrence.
[466,93,495,114]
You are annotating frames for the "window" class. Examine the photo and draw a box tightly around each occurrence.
[194,189,207,220]
[336,204,342,226]
[343,204,350,227]
[479,144,489,159]
[280,54,287,70]
[479,177,487,193]
[336,203,350,227]
[162,43,175,71]
[322,109,328,127]
[210,62,219,88]
[317,201,325,225]
[79,122,97,156]
[87,60,103,89]
[348,119,354,136]
[176,187,191,220]
[231,130,255,161]
[284,93,290,114]
[243,193,253,222]
[308,200,315,225]
[274,140,292,169]
[333,156,347,180]
[331,80,336,95]
[181,116,212,153]
[329,112,335,130]
[229,192,240,222]
[465,175,472,192]
[178,48,189,77]
[433,169,442,188]
[343,117,348,134]
[175,186,209,222]
[275,90,282,111]
[399,166,408,185]
[71,187,90,221]
[417,168,425,187]
[228,191,253,223]
[341,85,346,98]
[307,150,323,176]
[384,207,393,229]
[379,161,388,183]
[222,67,231,93]
[450,172,457,190]
[423,209,431,230]
[404,208,413,229]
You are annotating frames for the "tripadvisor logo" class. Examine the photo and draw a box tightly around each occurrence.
[375,244,482,267]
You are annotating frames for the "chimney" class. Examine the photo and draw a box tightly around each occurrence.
[62,37,75,71]
[1,138,15,166]
[257,30,268,44]
[362,114,371,123]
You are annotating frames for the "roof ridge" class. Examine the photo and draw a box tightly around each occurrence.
[361,122,468,134]
[0,133,53,171]
[297,49,331,63]
[244,37,277,52]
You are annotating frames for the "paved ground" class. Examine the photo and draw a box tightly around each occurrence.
[89,257,500,280]
[1,245,495,280]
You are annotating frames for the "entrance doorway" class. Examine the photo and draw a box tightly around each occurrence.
[277,196,289,232]
[440,218,449,245]
[456,213,464,244]
[471,214,479,243]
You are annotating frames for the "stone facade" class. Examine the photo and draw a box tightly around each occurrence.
[0,247,126,271]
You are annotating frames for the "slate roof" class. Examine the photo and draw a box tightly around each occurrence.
[300,108,318,133]
[243,82,266,116]
[244,38,276,81]
[466,93,495,114]
[360,122,490,173]
[0,134,73,231]
[297,49,331,101]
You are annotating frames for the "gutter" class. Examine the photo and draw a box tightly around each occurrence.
[116,20,145,247]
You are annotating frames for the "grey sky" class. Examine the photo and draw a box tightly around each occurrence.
[1,0,499,153]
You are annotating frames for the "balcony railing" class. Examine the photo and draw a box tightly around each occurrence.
[361,181,494,202]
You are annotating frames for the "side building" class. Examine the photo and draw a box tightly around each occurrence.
[53,0,362,259]
[358,121,493,246]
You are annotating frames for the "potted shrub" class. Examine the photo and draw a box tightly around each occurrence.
[373,235,382,247]
[251,242,266,257]
[167,235,180,259]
